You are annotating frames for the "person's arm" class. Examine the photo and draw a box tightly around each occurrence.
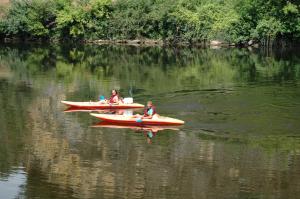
[142,115,153,119]
[142,108,154,119]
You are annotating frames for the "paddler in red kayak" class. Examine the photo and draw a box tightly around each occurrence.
[99,89,121,104]
[109,89,120,104]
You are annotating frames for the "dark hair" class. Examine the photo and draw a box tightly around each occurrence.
[112,89,118,94]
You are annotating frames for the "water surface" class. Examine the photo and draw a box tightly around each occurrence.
[0,44,299,199]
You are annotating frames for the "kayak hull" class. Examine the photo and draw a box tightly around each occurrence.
[64,107,140,113]
[61,100,144,109]
[90,113,185,126]
[92,122,180,131]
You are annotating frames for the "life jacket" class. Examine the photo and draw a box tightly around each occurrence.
[109,94,119,103]
[144,106,156,116]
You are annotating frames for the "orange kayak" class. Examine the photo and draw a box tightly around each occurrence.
[61,100,144,109]
[90,113,185,126]
[92,121,181,131]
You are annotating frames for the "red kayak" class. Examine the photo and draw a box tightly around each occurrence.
[90,113,185,126]
[61,100,144,109]
[63,107,139,113]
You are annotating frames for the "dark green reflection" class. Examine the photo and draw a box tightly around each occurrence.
[1,45,300,94]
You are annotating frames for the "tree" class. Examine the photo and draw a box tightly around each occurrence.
[1,0,57,38]
[55,0,111,39]
[0,0,299,44]
[282,2,300,38]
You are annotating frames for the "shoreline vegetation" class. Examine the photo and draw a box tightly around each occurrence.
[2,37,296,48]
[2,38,252,48]
[0,0,299,48]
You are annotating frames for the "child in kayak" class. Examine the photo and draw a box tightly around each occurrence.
[109,89,120,104]
[99,89,121,104]
[133,101,157,120]
[143,101,157,119]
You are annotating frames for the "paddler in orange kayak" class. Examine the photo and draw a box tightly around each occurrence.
[143,101,157,119]
[133,101,158,121]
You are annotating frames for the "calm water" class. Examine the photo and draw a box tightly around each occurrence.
[0,44,300,199]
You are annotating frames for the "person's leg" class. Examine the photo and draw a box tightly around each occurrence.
[132,114,142,118]
[98,100,106,104]
[152,114,159,119]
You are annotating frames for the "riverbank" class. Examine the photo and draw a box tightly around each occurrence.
[85,39,241,47]
[2,37,262,48]
[76,38,300,48]
[2,35,299,48]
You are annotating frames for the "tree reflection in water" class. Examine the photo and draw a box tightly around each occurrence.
[0,44,299,199]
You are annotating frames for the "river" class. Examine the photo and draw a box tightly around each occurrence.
[0,44,299,199]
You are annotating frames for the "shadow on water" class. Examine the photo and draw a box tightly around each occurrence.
[0,43,300,199]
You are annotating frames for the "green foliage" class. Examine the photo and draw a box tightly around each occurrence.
[55,0,111,38]
[56,4,87,38]
[195,2,239,40]
[2,0,30,36]
[282,2,300,37]
[0,20,4,37]
[255,17,282,39]
[0,0,57,38]
[107,0,174,39]
[0,0,299,43]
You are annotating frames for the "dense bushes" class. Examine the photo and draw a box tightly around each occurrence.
[0,0,299,44]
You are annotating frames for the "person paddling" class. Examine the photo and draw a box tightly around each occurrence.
[143,101,157,119]
[99,89,121,104]
[109,89,120,104]
[133,101,157,121]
